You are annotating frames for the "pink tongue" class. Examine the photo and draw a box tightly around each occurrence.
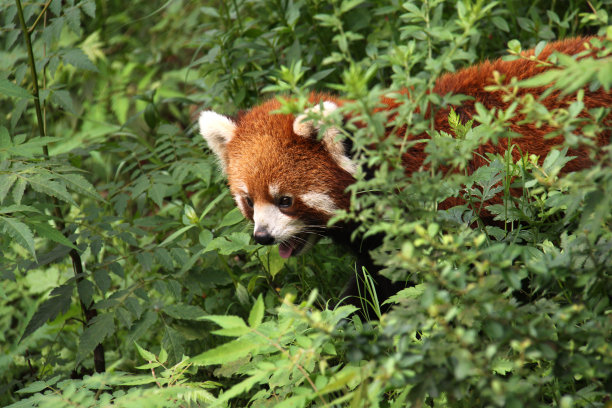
[278,243,293,259]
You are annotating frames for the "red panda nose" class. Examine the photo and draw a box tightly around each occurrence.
[253,228,275,245]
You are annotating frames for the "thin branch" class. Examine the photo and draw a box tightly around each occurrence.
[28,0,53,33]
[15,0,106,373]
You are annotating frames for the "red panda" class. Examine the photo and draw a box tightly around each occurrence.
[198,37,611,310]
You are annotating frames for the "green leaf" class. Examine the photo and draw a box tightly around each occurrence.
[126,310,158,345]
[134,342,157,362]
[163,303,206,320]
[61,48,99,72]
[58,173,101,200]
[50,89,76,114]
[491,16,509,32]
[190,337,263,366]
[200,315,248,330]
[0,174,17,204]
[162,326,185,363]
[0,78,32,99]
[77,313,115,364]
[21,284,73,341]
[159,225,196,247]
[206,232,253,255]
[148,183,166,207]
[16,376,61,394]
[258,246,286,278]
[28,175,77,206]
[28,220,78,250]
[12,177,27,204]
[218,207,244,228]
[248,294,264,329]
[0,216,36,260]
[214,371,267,405]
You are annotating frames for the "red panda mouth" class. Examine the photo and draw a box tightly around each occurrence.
[278,234,317,258]
[278,239,303,259]
[278,242,295,259]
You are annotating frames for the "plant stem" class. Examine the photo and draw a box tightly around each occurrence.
[15,0,105,373]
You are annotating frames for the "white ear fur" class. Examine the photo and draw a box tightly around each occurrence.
[199,110,237,174]
[293,101,356,175]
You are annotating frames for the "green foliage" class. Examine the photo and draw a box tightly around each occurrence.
[1,0,611,406]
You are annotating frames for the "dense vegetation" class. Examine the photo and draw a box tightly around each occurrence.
[1,0,611,406]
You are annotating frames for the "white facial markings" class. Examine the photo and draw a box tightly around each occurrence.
[232,181,249,215]
[300,192,338,215]
[268,183,280,198]
[233,194,246,214]
[293,101,357,176]
[198,111,237,174]
[253,202,304,242]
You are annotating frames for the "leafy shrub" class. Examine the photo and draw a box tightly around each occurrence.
[1,0,610,406]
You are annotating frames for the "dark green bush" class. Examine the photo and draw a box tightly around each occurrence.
[1,0,610,406]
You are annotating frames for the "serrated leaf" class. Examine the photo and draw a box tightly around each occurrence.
[77,313,115,364]
[148,183,166,207]
[28,220,78,250]
[0,216,36,260]
[16,375,61,394]
[82,0,96,18]
[93,269,111,294]
[62,48,98,72]
[50,89,76,114]
[21,284,73,341]
[248,294,264,329]
[12,177,27,204]
[135,342,157,362]
[0,78,32,99]
[58,172,101,200]
[163,303,206,320]
[384,284,426,304]
[215,371,267,405]
[162,326,185,363]
[0,174,17,204]
[28,175,77,206]
[200,315,248,330]
[126,310,158,345]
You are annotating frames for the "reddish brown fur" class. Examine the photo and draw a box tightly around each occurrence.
[226,97,353,221]
[390,37,611,179]
[226,37,610,217]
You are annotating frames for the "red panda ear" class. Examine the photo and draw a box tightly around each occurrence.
[198,110,237,174]
[293,101,356,175]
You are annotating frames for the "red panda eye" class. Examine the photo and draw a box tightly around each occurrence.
[278,196,292,208]
[245,197,253,208]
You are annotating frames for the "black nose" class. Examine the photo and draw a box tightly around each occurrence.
[253,229,275,245]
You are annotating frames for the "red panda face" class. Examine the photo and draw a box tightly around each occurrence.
[199,97,355,258]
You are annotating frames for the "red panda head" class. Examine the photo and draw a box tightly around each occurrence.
[199,96,356,258]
